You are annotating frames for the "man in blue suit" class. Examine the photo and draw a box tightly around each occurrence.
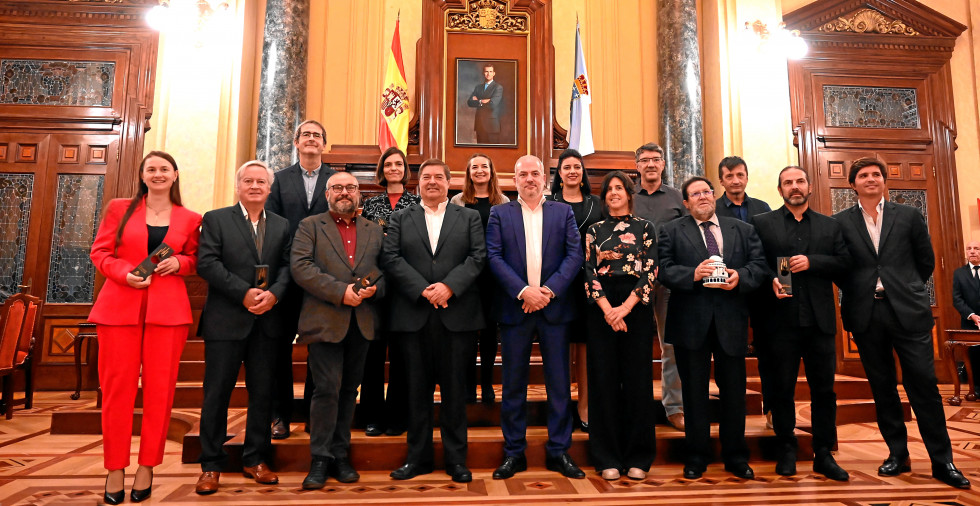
[486,155,585,480]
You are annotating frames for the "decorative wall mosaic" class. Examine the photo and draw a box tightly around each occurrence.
[823,85,919,129]
[0,174,33,302]
[0,60,114,106]
[46,175,104,304]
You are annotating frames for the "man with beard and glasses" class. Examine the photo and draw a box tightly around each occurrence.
[290,172,385,488]
[657,176,767,480]
[749,166,850,481]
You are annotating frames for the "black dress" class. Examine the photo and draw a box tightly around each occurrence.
[548,191,603,343]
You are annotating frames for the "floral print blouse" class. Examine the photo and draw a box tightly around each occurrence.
[584,215,657,305]
[361,191,421,232]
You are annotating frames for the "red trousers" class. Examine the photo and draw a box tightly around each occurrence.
[98,322,188,470]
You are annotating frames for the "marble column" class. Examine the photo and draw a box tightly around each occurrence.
[657,0,704,186]
[256,0,310,171]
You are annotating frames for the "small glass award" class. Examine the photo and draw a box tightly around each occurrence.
[776,256,793,295]
[130,242,174,280]
[254,264,269,289]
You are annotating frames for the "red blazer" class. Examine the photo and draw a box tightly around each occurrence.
[89,198,202,326]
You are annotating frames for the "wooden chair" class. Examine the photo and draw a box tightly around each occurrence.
[0,290,41,419]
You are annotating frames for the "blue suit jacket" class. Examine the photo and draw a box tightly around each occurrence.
[486,199,583,326]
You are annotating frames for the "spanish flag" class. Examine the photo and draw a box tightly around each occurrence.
[379,17,409,152]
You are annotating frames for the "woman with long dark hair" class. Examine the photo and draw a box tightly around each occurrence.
[450,153,508,403]
[547,149,602,431]
[89,151,202,503]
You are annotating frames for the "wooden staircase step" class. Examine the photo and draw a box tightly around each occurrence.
[744,374,873,401]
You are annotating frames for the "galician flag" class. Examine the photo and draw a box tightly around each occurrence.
[569,21,594,156]
[379,17,410,152]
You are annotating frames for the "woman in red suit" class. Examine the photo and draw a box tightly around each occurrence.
[89,151,202,504]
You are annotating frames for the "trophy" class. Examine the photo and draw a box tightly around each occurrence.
[702,255,729,288]
[776,256,793,295]
[354,268,383,289]
[130,242,174,280]
[254,264,269,290]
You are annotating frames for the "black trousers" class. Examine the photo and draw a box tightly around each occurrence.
[359,331,408,429]
[765,325,837,455]
[852,299,953,465]
[271,285,312,425]
[674,322,748,470]
[307,324,370,460]
[398,313,474,467]
[586,277,656,471]
[199,327,277,471]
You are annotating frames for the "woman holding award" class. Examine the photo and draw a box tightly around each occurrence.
[89,151,202,504]
[583,171,657,481]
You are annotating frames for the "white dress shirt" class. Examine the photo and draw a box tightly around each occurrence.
[517,195,546,299]
[858,197,885,291]
[421,199,449,253]
[238,202,265,234]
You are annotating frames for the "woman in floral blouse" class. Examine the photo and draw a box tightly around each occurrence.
[358,146,420,436]
[583,171,658,481]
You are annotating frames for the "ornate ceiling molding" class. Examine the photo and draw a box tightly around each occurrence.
[446,0,529,35]
[817,8,919,36]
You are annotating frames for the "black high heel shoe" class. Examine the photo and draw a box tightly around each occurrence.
[130,467,153,502]
[103,474,124,505]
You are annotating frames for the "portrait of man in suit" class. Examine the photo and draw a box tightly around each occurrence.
[381,159,486,483]
[951,240,980,396]
[195,161,293,495]
[456,59,516,146]
[485,155,586,480]
[656,176,768,480]
[834,157,969,489]
[467,63,503,143]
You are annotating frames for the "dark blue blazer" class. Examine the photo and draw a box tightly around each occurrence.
[266,162,337,236]
[486,200,583,326]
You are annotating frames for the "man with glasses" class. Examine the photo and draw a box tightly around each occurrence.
[290,172,385,488]
[631,142,687,431]
[657,176,767,480]
[265,120,337,439]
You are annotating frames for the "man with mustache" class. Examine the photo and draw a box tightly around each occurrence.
[486,155,586,480]
[381,159,486,483]
[290,172,385,488]
[834,157,970,489]
[749,166,850,480]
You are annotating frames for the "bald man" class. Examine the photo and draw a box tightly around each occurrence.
[951,240,980,397]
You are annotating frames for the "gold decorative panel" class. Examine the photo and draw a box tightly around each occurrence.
[446,0,529,34]
[818,8,919,36]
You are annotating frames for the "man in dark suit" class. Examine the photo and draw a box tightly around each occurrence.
[750,166,850,481]
[381,159,486,483]
[657,176,768,480]
[265,119,337,439]
[952,240,980,396]
[834,157,969,489]
[195,161,292,495]
[290,171,385,488]
[714,156,771,222]
[466,63,503,144]
[486,155,585,480]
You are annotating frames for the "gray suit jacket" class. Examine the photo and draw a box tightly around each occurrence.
[290,212,386,343]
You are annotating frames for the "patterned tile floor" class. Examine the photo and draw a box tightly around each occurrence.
[1,390,979,505]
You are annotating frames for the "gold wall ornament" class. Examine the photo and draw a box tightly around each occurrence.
[818,8,919,36]
[446,0,529,34]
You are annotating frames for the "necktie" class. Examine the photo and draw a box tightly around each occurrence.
[974,265,979,280]
[484,83,489,91]
[252,214,265,262]
[701,222,720,257]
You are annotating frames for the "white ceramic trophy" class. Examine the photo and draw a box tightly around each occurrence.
[702,255,729,288]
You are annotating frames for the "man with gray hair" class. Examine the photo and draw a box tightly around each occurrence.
[195,161,293,494]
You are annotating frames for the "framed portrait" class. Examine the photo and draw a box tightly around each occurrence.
[454,58,518,147]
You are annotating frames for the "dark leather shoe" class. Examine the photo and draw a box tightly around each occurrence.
[103,475,124,505]
[195,471,220,495]
[813,454,849,481]
[493,455,527,479]
[725,462,755,480]
[481,384,495,405]
[130,468,153,502]
[878,455,911,476]
[545,453,586,479]
[365,424,384,437]
[243,462,278,484]
[271,418,289,440]
[385,425,406,436]
[579,420,590,433]
[302,458,330,490]
[775,449,796,476]
[328,458,360,483]
[682,466,703,479]
[390,462,434,480]
[932,463,971,489]
[447,464,473,483]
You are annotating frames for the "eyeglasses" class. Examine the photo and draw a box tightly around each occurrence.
[329,184,358,193]
[300,131,323,139]
[688,189,714,199]
[637,157,664,165]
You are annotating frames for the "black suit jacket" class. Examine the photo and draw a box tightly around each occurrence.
[833,201,934,334]
[197,205,292,340]
[750,207,850,335]
[952,263,980,329]
[466,81,503,134]
[381,203,487,333]
[715,193,771,221]
[266,162,337,235]
[657,215,768,356]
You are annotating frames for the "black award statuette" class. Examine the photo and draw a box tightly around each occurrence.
[354,268,383,289]
[130,243,175,280]
[777,256,793,295]
[254,265,270,290]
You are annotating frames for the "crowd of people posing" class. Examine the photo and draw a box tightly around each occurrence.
[89,120,971,503]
